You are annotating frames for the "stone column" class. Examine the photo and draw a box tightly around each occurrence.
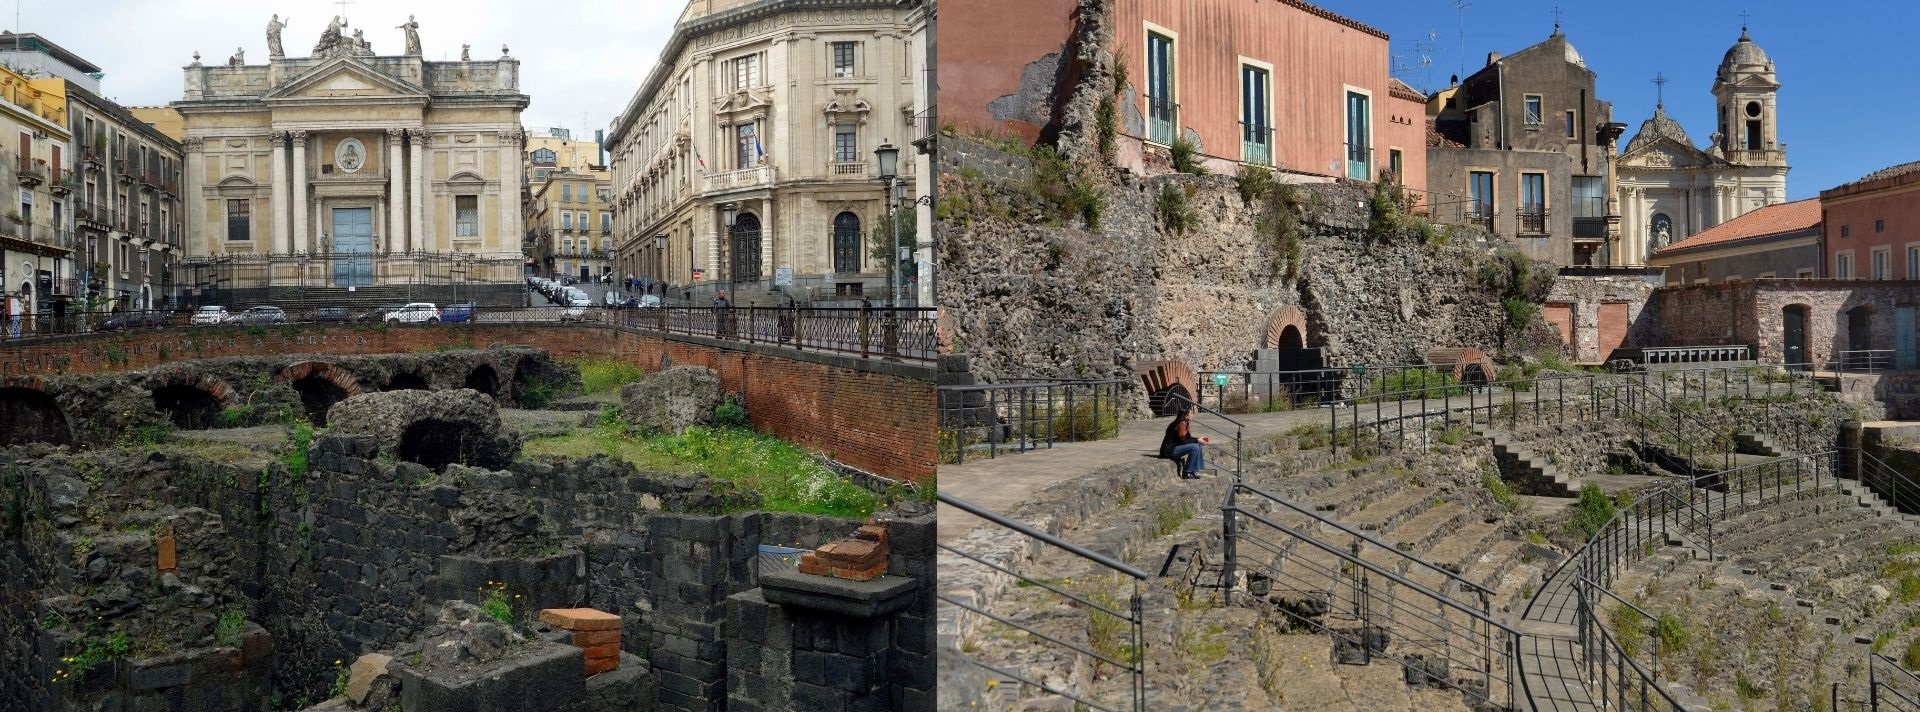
[270,132,290,254]
[496,130,519,258]
[290,131,309,254]
[183,138,205,257]
[410,131,426,253]
[387,128,406,254]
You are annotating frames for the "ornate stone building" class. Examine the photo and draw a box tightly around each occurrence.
[607,0,925,305]
[1614,28,1788,266]
[174,16,529,303]
[67,81,187,311]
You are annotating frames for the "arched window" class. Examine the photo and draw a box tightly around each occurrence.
[832,212,862,274]
[730,213,762,283]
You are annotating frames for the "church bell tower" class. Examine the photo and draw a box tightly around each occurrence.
[1713,26,1785,169]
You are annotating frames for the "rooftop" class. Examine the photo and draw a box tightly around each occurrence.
[1654,198,1819,256]
[0,32,101,74]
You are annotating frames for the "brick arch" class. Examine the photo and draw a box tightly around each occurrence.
[1425,347,1496,386]
[148,368,240,406]
[1136,359,1199,416]
[274,361,365,397]
[1261,306,1310,350]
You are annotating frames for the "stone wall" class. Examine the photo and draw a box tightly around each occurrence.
[0,432,936,711]
[1544,270,1664,363]
[1651,279,1920,365]
[0,322,938,481]
[939,137,1545,389]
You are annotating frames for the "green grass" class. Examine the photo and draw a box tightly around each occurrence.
[1569,483,1617,539]
[1483,471,1521,513]
[1151,500,1194,537]
[521,423,879,518]
[214,609,246,647]
[574,358,645,395]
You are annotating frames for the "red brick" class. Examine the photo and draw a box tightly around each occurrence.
[580,643,621,660]
[0,323,937,482]
[156,534,177,572]
[816,539,886,566]
[583,655,620,676]
[538,608,621,631]
[572,629,621,647]
[855,523,888,542]
[827,561,887,581]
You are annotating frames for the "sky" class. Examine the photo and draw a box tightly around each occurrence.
[17,0,680,140]
[1315,0,1920,200]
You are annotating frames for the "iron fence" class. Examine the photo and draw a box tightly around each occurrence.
[1873,653,1920,711]
[1836,349,1896,374]
[1223,482,1522,709]
[1535,451,1841,711]
[1858,448,1920,515]
[936,378,1128,464]
[938,492,1148,712]
[0,304,936,363]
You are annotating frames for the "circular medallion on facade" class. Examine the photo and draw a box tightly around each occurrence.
[335,137,367,173]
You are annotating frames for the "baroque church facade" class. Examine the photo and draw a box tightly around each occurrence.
[1613,28,1788,266]
[174,16,529,300]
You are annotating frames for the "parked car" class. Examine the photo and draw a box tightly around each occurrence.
[637,294,661,309]
[97,311,172,331]
[559,296,592,322]
[385,303,441,324]
[441,302,475,323]
[310,307,352,323]
[356,304,406,323]
[231,306,289,325]
[190,306,230,325]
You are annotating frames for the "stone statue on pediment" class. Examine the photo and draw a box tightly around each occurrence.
[397,15,420,56]
[266,14,288,58]
[229,47,245,66]
[461,44,470,61]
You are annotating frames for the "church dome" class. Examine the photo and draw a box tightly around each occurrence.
[1720,29,1771,73]
[1625,105,1693,154]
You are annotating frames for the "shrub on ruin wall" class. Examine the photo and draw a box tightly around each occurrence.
[1156,184,1192,234]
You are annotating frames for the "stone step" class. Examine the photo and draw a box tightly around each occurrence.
[1417,520,1506,576]
[1382,502,1478,555]
[1344,489,1441,534]
[1305,470,1406,518]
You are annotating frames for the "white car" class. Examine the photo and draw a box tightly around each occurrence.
[559,296,592,322]
[191,305,230,325]
[637,294,661,308]
[385,302,441,324]
[603,291,623,307]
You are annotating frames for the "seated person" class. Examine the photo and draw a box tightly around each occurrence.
[1158,408,1210,479]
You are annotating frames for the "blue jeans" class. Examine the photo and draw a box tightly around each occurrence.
[1171,443,1205,475]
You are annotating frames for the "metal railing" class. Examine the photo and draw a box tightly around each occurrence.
[1858,448,1920,515]
[0,304,937,362]
[1872,653,1920,711]
[936,378,1127,464]
[1835,349,1896,374]
[1538,451,1841,711]
[938,492,1148,712]
[1194,368,1341,413]
[1518,210,1548,234]
[1223,482,1522,710]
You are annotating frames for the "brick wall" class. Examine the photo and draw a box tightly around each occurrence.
[0,323,937,481]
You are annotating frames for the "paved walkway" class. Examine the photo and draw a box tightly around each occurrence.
[937,407,1328,543]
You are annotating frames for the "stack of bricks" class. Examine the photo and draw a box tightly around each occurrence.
[537,608,622,676]
[797,519,890,581]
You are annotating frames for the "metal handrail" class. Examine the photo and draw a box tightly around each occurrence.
[936,378,1128,464]
[1230,482,1494,597]
[1872,653,1920,711]
[938,492,1147,712]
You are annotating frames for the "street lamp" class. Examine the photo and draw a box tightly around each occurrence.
[653,232,667,290]
[874,142,900,308]
[719,202,738,288]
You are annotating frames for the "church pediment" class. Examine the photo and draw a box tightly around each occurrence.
[264,57,428,101]
[1622,137,1717,169]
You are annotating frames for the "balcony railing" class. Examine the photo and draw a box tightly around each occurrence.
[1518,210,1548,234]
[829,161,869,178]
[113,160,135,184]
[704,164,777,193]
[1147,96,1178,144]
[16,158,46,186]
[1467,211,1495,233]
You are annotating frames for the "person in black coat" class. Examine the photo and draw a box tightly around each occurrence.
[1159,409,1209,478]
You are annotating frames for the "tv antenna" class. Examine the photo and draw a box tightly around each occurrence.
[1454,1,1471,78]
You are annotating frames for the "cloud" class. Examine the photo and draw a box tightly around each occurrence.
[27,0,677,137]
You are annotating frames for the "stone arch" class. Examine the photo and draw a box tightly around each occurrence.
[148,369,239,430]
[0,379,73,446]
[275,361,364,426]
[1261,306,1310,350]
[385,369,431,391]
[465,364,499,397]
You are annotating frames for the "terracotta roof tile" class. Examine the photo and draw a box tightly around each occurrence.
[1388,78,1426,102]
[1426,117,1465,149]
[1654,198,1820,255]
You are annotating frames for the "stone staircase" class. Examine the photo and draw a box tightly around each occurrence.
[1478,427,1580,497]
[1735,431,1789,457]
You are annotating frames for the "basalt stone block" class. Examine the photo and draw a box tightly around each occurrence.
[396,640,583,712]
[128,661,193,690]
[761,572,918,619]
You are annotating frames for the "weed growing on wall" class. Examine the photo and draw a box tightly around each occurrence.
[573,358,645,395]
[522,423,879,518]
[1168,137,1206,175]
[1156,184,1192,234]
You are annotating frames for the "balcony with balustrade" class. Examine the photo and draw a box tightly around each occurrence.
[16,157,46,187]
[704,164,777,194]
[829,160,870,179]
[112,159,135,184]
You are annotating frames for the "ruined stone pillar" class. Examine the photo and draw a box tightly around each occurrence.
[387,128,406,254]
[271,132,290,254]
[290,131,309,254]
